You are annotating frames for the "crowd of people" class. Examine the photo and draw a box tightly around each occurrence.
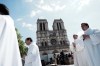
[41,51,74,66]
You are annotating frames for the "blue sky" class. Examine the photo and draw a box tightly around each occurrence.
[0,0,100,44]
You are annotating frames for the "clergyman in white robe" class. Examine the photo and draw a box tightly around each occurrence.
[0,15,22,66]
[72,34,94,66]
[72,35,88,66]
[83,28,100,66]
[25,43,42,66]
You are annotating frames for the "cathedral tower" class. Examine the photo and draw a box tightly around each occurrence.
[53,19,65,31]
[37,19,48,31]
[36,19,49,47]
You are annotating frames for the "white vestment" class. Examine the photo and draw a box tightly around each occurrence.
[25,44,42,66]
[0,15,22,66]
[71,33,95,66]
[83,28,100,66]
[72,38,92,66]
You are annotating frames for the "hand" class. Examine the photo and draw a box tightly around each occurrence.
[72,42,76,48]
[83,34,90,40]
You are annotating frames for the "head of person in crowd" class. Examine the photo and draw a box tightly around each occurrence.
[25,37,33,45]
[0,3,9,15]
[73,34,78,40]
[81,23,89,31]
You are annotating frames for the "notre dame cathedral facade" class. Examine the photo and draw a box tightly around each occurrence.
[36,19,70,61]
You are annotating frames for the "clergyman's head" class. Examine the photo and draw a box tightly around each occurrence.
[81,23,89,31]
[0,3,9,15]
[25,37,33,45]
[73,34,78,39]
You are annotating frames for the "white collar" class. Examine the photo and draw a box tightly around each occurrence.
[84,28,93,35]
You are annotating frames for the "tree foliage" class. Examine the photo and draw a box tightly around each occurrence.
[15,28,28,57]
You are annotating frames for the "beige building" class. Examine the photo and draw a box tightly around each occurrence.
[36,19,70,62]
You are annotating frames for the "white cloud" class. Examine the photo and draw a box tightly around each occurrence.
[16,18,23,22]
[38,16,45,19]
[37,4,66,12]
[37,4,53,11]
[25,0,33,3]
[78,0,91,10]
[36,0,66,12]
[30,11,36,17]
[51,4,66,11]
[80,0,90,6]
[22,22,34,31]
[40,0,44,4]
[30,10,41,17]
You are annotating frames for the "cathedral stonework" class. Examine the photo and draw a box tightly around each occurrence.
[36,19,70,61]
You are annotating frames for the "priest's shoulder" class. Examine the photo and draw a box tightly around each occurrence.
[0,15,12,21]
[0,15,6,22]
[0,15,14,25]
[0,15,5,20]
[31,44,39,48]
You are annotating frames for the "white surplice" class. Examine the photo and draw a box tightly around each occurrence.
[74,37,85,52]
[72,34,95,66]
[0,15,22,66]
[83,28,100,66]
[72,38,90,66]
[25,43,42,66]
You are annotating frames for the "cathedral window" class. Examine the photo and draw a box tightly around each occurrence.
[59,23,62,30]
[40,23,42,31]
[45,42,48,46]
[57,23,59,30]
[41,42,48,46]
[63,40,65,45]
[60,41,63,45]
[41,42,44,46]
[43,23,45,31]
[50,39,57,45]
